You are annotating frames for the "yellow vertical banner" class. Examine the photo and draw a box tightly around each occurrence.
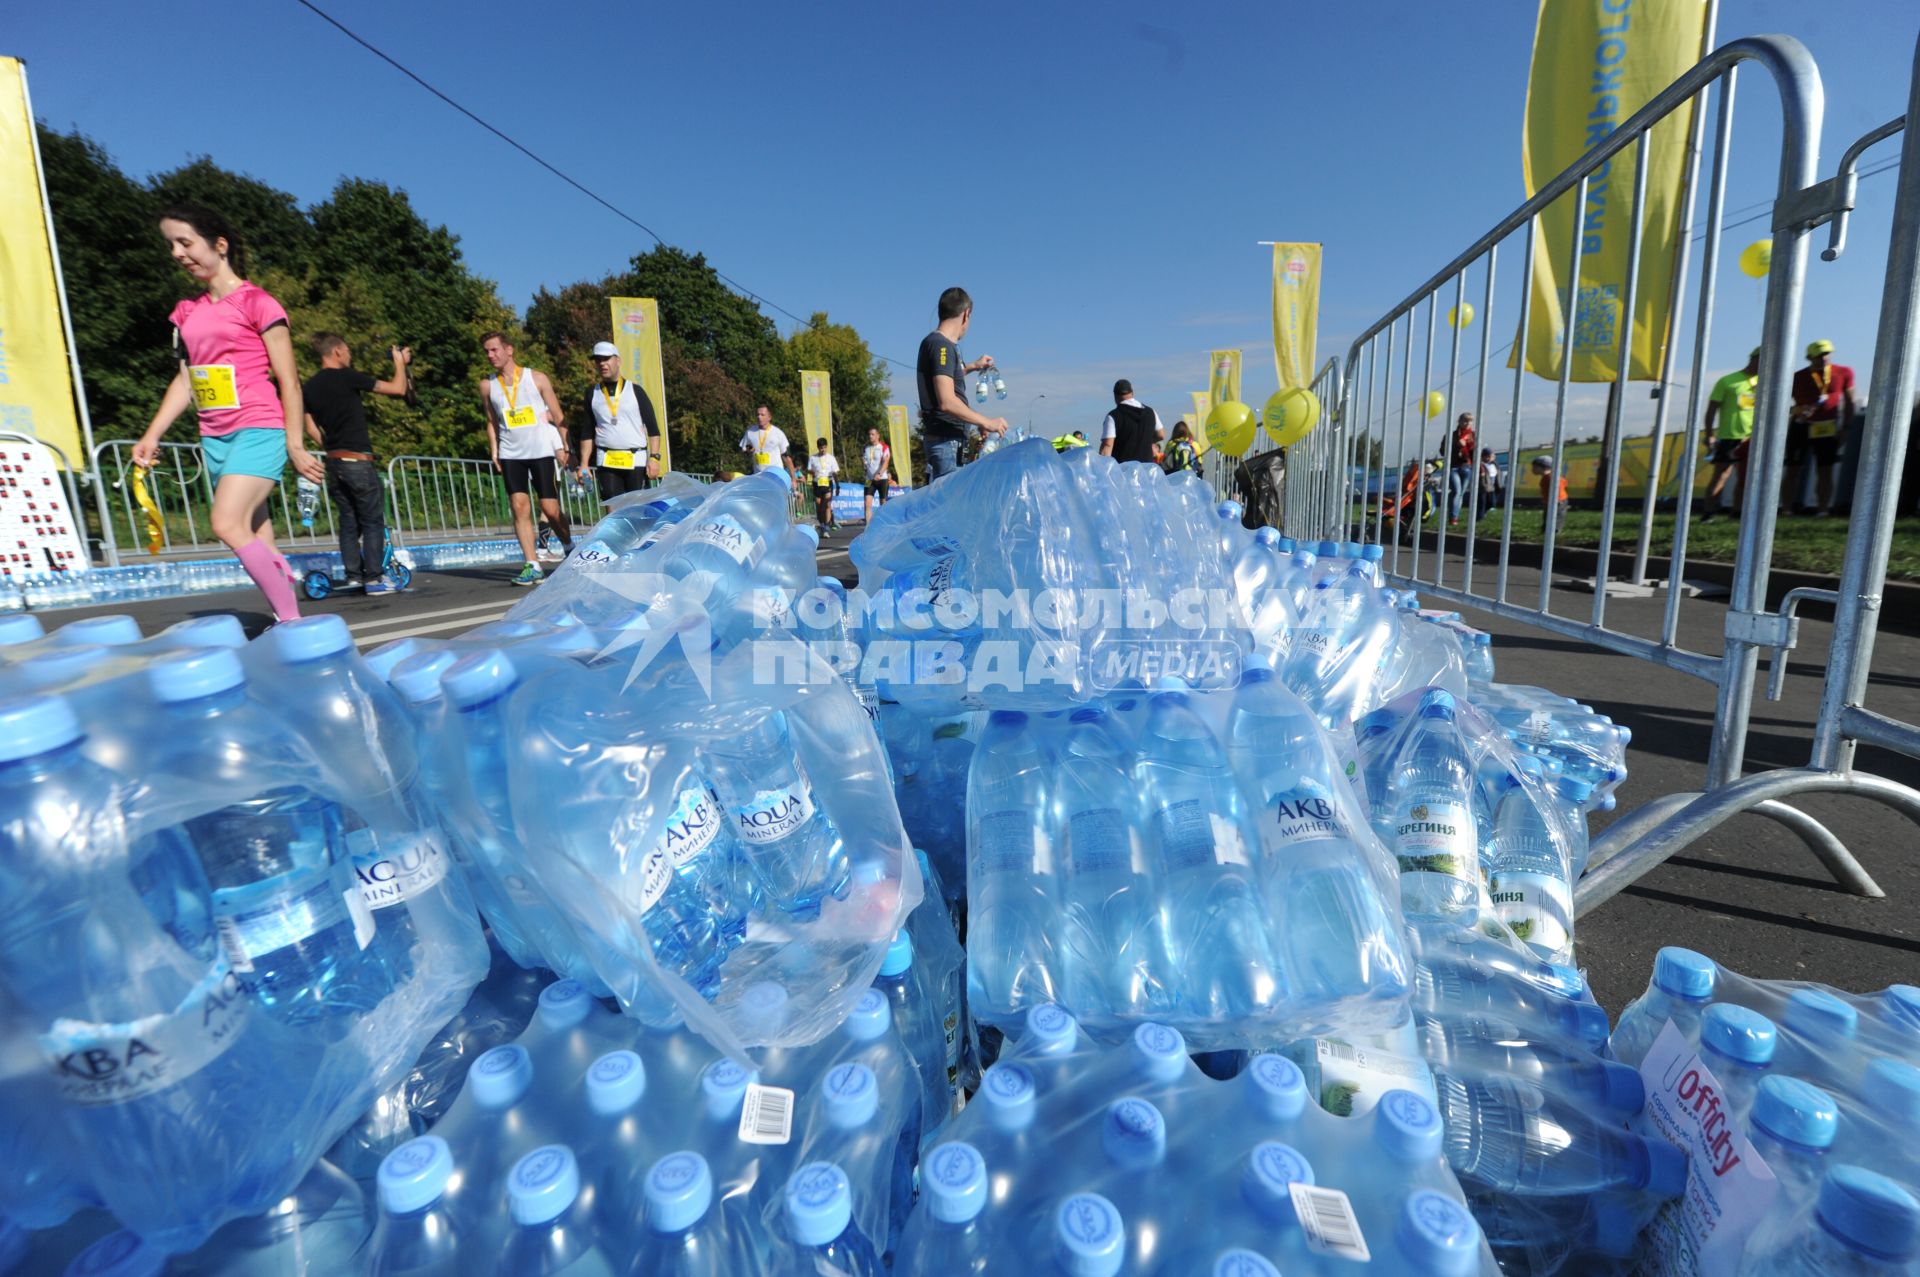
[1270,243,1322,389]
[799,370,832,456]
[0,59,87,468]
[1517,0,1707,382]
[886,404,913,486]
[1190,391,1212,454]
[1208,350,1242,407]
[609,297,672,471]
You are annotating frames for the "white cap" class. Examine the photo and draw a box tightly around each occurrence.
[591,341,620,358]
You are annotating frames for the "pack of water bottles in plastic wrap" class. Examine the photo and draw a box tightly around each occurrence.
[1606,948,1920,1275]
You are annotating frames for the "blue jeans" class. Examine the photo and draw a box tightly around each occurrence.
[1447,466,1473,520]
[926,437,963,482]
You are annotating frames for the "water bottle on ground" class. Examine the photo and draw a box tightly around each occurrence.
[1433,1069,1689,1197]
[1749,1075,1840,1210]
[173,1159,368,1276]
[1411,955,1610,1051]
[776,1162,882,1277]
[1413,1011,1645,1118]
[368,1136,462,1276]
[1699,1002,1777,1126]
[1484,778,1573,962]
[874,931,954,1142]
[1743,1165,1920,1276]
[895,1141,992,1275]
[1386,690,1481,920]
[965,710,1063,1017]
[1048,1193,1126,1277]
[703,707,851,921]
[496,1145,617,1276]
[631,1150,753,1277]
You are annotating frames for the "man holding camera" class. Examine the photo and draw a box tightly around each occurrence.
[302,332,410,594]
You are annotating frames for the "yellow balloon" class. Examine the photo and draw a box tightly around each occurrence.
[1425,391,1446,419]
[1739,239,1771,279]
[1262,387,1320,448]
[1205,401,1257,455]
[1448,303,1475,328]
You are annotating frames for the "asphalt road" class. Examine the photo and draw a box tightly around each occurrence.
[37,526,1917,1020]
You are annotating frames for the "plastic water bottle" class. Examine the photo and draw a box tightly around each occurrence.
[965,711,1062,1016]
[1386,690,1481,920]
[777,1162,882,1277]
[1432,1070,1690,1196]
[369,1136,462,1275]
[1054,705,1173,1020]
[178,1159,369,1275]
[659,470,792,612]
[1413,1012,1644,1117]
[895,1142,991,1274]
[1484,780,1572,962]
[1412,957,1611,1051]
[60,1232,169,1277]
[498,1145,617,1276]
[296,476,321,531]
[1610,946,1717,1067]
[632,1151,750,1277]
[1778,987,1860,1083]
[1748,1075,1839,1208]
[1700,1003,1777,1125]
[1050,1193,1126,1277]
[874,931,953,1137]
[1745,1165,1920,1275]
[703,707,851,921]
[1135,680,1282,1019]
[1391,1190,1486,1277]
[448,1044,548,1219]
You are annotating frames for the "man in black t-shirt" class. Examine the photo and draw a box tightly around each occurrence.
[915,286,1008,481]
[1098,379,1164,465]
[303,333,411,593]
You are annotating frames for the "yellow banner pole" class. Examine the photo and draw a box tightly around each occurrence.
[608,297,672,472]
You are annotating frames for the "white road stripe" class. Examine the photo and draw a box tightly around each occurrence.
[346,599,518,635]
[355,609,514,646]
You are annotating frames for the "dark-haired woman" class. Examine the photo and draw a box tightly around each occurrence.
[131,205,322,623]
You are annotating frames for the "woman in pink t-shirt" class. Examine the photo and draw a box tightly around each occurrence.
[132,204,323,623]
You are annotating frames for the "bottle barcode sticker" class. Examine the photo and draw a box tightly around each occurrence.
[738,1083,795,1145]
[1290,1183,1370,1262]
[213,917,255,973]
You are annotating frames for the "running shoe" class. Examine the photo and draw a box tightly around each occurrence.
[512,562,543,587]
[364,580,397,596]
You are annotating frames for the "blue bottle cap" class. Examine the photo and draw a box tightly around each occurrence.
[1753,1075,1838,1151]
[1025,1003,1079,1054]
[468,1043,534,1109]
[1817,1166,1920,1260]
[1418,688,1457,718]
[1245,1054,1308,1122]
[1396,1190,1482,1277]
[1653,947,1716,1000]
[1053,1192,1126,1277]
[1217,501,1244,519]
[378,1135,454,1214]
[1638,1136,1691,1197]
[879,929,913,977]
[1702,1003,1776,1066]
[644,1151,714,1234]
[1241,651,1272,674]
[158,615,246,650]
[1886,984,1920,1030]
[18,645,110,689]
[844,987,891,1041]
[824,1062,880,1129]
[148,646,245,703]
[981,1062,1037,1132]
[1786,987,1859,1040]
[1102,1097,1166,1170]
[508,1144,582,1226]
[1556,776,1595,805]
[1242,1140,1315,1220]
[363,637,424,681]
[0,694,81,763]
[785,1161,854,1247]
[587,1049,646,1117]
[987,709,1028,729]
[1867,1058,1920,1127]
[56,615,141,647]
[1376,1090,1444,1164]
[271,614,354,662]
[63,1231,165,1277]
[390,651,458,704]
[925,1141,988,1224]
[797,523,821,547]
[1209,1252,1280,1277]
[1586,1197,1643,1259]
[1562,999,1612,1048]
[1599,1060,1647,1114]
[1362,543,1385,562]
[1130,1022,1187,1083]
[1317,540,1340,556]
[442,648,518,707]
[0,614,43,645]
[1254,527,1280,547]
[537,979,594,1031]
[701,1058,755,1119]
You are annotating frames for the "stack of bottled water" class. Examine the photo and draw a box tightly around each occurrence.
[897,1002,1498,1275]
[1611,948,1920,1274]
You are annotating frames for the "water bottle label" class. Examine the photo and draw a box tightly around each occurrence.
[210,865,349,968]
[636,842,674,917]
[682,514,758,565]
[573,540,616,567]
[1270,789,1351,847]
[1488,871,1572,954]
[910,535,961,558]
[737,1082,795,1145]
[1392,799,1477,883]
[731,784,815,845]
[352,832,451,912]
[657,785,724,868]
[978,809,1044,874]
[41,960,249,1107]
[1156,799,1249,870]
[1521,710,1554,744]
[1295,626,1336,658]
[1067,807,1128,875]
[1289,1183,1371,1262]
[1313,1038,1436,1117]
[345,885,376,950]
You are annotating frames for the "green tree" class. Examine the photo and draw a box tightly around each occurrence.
[786,311,889,466]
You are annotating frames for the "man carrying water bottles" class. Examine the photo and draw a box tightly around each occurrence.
[916,286,1007,481]
[479,331,573,586]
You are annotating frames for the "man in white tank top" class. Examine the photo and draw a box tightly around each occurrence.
[480,331,573,585]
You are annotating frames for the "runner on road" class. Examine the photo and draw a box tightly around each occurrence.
[480,331,572,585]
[807,437,840,532]
[862,427,893,522]
[739,406,797,488]
[577,341,663,502]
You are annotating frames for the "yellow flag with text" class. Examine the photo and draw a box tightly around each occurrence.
[1190,392,1212,454]
[1208,351,1242,408]
[608,297,672,471]
[886,404,912,485]
[1517,0,1706,382]
[0,59,86,468]
[1270,243,1321,390]
[799,370,832,456]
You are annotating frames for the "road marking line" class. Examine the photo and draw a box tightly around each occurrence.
[355,609,514,646]
[346,600,518,635]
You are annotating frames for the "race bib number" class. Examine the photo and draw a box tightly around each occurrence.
[190,365,239,411]
[754,451,774,468]
[504,405,539,429]
[1808,418,1837,440]
[603,449,636,470]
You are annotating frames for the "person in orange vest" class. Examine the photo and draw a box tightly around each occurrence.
[1532,455,1569,534]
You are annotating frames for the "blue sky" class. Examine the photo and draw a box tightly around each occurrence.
[11,1,1917,456]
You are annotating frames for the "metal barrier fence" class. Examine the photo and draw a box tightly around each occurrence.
[1280,359,1350,538]
[1323,32,1920,907]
